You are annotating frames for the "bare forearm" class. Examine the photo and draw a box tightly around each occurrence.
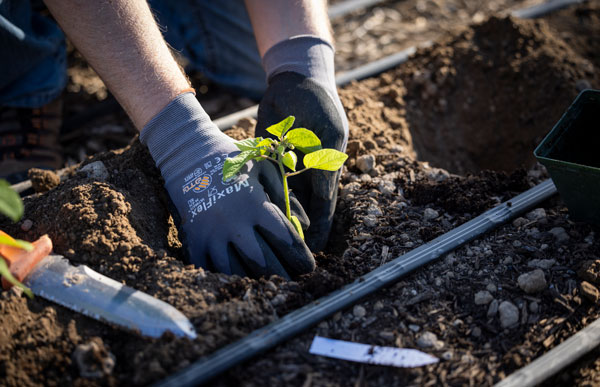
[244,0,333,57]
[44,0,190,129]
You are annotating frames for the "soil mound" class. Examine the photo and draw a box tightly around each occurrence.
[399,15,597,174]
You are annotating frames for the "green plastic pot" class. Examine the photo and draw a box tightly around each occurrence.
[534,89,600,226]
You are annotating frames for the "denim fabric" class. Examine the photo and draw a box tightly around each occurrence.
[0,0,66,108]
[148,0,266,99]
[0,0,266,108]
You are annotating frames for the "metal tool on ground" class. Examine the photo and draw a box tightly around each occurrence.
[1,235,197,339]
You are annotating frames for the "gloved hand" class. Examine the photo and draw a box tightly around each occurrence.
[140,92,314,279]
[257,36,349,252]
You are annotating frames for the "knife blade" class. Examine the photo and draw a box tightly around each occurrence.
[23,254,197,339]
[1,233,196,339]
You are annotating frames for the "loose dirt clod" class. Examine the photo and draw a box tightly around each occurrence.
[28,168,61,193]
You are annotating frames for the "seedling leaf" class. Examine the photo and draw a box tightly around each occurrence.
[256,138,274,155]
[0,179,23,222]
[223,150,259,181]
[303,149,348,171]
[285,128,322,154]
[235,138,262,151]
[266,116,295,138]
[290,215,304,240]
[0,258,33,298]
[0,234,33,251]
[282,151,297,171]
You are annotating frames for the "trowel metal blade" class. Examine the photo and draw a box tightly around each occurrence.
[23,254,197,339]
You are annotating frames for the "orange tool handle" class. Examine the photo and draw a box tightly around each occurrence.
[0,231,53,290]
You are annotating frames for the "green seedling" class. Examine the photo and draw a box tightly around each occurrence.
[223,116,348,238]
[0,179,34,297]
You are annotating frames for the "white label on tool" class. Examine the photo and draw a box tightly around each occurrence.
[309,336,439,368]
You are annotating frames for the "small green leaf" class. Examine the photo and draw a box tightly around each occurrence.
[285,128,322,154]
[255,138,273,155]
[303,149,348,171]
[0,179,23,222]
[234,137,262,151]
[290,215,304,240]
[282,151,298,171]
[0,234,33,252]
[0,258,33,298]
[266,116,295,139]
[223,150,259,181]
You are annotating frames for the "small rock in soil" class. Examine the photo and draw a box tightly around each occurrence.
[265,280,278,292]
[423,208,439,221]
[580,281,600,303]
[526,208,547,222]
[353,305,366,319]
[356,154,376,173]
[549,227,570,243]
[409,324,421,332]
[73,338,115,379]
[80,160,110,181]
[271,294,287,306]
[20,219,33,232]
[363,215,378,228]
[527,259,556,270]
[487,299,499,317]
[486,283,497,293]
[499,301,519,328]
[518,269,547,294]
[378,180,396,196]
[512,217,529,228]
[417,331,443,349]
[474,290,494,305]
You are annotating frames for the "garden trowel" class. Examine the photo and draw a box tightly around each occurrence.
[1,234,196,339]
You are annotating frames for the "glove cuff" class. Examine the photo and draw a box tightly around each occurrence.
[140,92,228,180]
[262,35,336,92]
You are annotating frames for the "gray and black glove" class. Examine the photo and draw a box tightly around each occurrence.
[141,92,314,279]
[257,36,349,252]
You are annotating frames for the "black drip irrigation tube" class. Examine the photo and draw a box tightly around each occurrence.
[158,180,558,387]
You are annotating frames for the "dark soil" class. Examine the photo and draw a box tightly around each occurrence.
[1,2,600,386]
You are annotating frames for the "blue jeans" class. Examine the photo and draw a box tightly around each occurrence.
[0,0,266,108]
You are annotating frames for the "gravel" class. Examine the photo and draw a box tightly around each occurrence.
[474,290,494,305]
[517,269,547,294]
[423,208,439,221]
[356,154,376,173]
[499,301,520,329]
[416,331,444,349]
